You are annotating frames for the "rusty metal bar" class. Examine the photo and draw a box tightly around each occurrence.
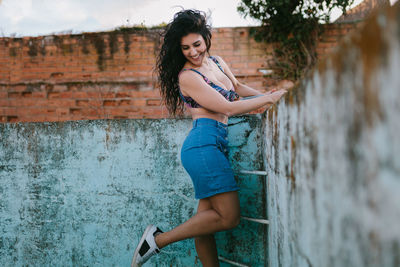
[238,170,268,176]
[218,256,250,267]
[241,216,269,225]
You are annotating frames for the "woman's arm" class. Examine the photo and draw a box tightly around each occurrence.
[179,71,287,117]
[235,83,263,97]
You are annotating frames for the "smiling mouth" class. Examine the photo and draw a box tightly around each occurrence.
[191,52,204,60]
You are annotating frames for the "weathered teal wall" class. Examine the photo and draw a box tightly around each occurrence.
[264,3,400,267]
[0,116,265,266]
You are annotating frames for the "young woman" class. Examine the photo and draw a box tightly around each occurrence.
[131,9,288,267]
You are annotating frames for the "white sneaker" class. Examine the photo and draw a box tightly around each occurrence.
[131,224,163,267]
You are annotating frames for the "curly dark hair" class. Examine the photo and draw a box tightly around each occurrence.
[156,9,212,116]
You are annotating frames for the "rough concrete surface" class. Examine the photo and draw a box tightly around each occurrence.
[264,3,400,267]
[0,116,266,266]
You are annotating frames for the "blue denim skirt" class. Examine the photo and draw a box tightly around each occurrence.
[181,118,239,199]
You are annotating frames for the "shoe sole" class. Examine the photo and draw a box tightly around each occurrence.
[131,224,153,267]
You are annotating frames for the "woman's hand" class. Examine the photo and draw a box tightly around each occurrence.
[268,89,288,104]
[279,80,294,90]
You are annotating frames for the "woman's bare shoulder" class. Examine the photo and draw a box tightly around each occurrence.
[179,69,203,88]
[211,55,231,72]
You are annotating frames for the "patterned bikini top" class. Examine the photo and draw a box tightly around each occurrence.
[178,56,240,108]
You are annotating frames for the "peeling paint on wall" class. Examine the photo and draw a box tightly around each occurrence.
[264,3,400,267]
[0,119,196,266]
[0,116,266,266]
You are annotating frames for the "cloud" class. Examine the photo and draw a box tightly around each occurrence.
[0,0,255,37]
[0,0,157,36]
[0,0,32,24]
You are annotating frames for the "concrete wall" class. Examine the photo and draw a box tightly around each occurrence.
[0,115,266,266]
[264,3,400,267]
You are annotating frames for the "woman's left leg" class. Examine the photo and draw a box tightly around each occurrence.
[194,198,219,267]
[155,191,240,248]
[132,191,240,267]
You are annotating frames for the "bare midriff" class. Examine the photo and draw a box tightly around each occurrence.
[190,108,228,124]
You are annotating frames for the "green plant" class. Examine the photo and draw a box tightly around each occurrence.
[238,0,354,80]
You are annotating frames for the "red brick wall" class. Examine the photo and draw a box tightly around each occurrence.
[316,23,361,57]
[0,24,358,123]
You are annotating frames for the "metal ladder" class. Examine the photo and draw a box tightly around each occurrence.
[218,170,269,267]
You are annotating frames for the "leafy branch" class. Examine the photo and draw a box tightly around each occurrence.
[238,0,355,80]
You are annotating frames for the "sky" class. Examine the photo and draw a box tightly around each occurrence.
[0,0,397,37]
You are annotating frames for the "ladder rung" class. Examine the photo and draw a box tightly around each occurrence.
[238,170,268,176]
[218,256,250,267]
[241,216,269,225]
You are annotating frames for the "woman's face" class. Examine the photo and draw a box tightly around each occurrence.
[180,33,207,67]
